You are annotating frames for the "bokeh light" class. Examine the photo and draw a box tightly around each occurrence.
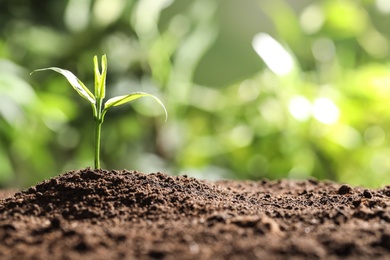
[1,0,390,188]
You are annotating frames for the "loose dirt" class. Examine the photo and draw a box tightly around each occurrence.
[0,168,389,259]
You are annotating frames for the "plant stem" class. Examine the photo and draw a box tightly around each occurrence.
[94,99,103,169]
[94,119,102,169]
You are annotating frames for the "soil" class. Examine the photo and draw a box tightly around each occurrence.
[0,168,389,259]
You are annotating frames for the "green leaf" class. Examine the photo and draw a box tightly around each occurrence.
[93,56,101,97]
[99,55,107,99]
[104,92,168,121]
[31,67,96,104]
[93,55,107,99]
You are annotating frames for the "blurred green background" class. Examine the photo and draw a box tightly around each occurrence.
[1,0,390,188]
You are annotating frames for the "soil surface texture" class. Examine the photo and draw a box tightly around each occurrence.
[0,168,389,259]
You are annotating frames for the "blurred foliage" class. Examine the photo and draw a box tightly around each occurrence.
[1,0,390,188]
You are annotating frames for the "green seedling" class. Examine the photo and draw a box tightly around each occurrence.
[31,54,167,169]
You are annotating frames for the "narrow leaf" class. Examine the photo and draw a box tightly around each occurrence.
[104,92,168,121]
[99,55,107,99]
[93,56,101,97]
[31,67,96,104]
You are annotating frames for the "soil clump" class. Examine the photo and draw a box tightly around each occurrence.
[0,168,389,259]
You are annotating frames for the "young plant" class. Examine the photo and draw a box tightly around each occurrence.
[31,54,167,169]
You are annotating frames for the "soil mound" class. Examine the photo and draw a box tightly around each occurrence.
[0,168,389,259]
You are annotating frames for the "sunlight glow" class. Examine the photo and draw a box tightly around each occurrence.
[300,4,324,34]
[312,97,339,125]
[133,0,174,37]
[93,0,125,27]
[227,125,254,148]
[376,0,390,14]
[288,96,312,122]
[252,33,294,76]
[65,0,91,31]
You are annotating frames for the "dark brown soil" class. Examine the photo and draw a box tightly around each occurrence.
[0,168,389,259]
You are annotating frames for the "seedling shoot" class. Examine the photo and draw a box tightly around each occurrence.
[31,55,167,169]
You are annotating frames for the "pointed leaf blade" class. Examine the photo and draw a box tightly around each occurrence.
[99,55,107,99]
[31,67,96,104]
[93,56,101,97]
[104,92,168,121]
